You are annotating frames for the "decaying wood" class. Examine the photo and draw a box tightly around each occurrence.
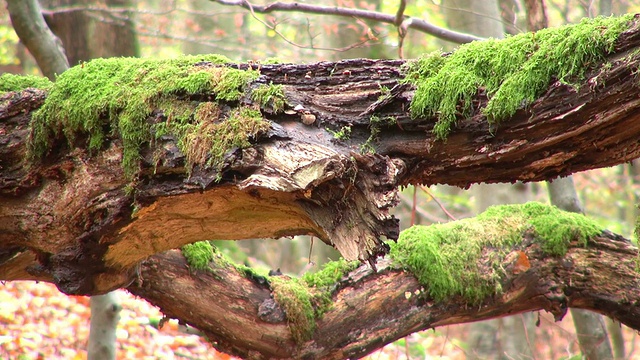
[126,231,640,360]
[2,17,640,359]
[2,32,640,284]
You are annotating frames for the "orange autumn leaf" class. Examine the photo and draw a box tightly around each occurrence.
[512,251,531,274]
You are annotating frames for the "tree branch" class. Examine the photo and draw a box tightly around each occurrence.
[209,0,483,44]
[6,0,69,80]
[126,230,640,359]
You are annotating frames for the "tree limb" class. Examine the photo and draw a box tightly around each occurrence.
[126,230,640,359]
[209,0,483,44]
[6,0,69,80]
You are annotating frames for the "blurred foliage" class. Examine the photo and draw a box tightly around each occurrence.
[0,25,18,65]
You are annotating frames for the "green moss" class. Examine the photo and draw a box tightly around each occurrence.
[0,74,53,94]
[265,259,359,343]
[28,55,262,176]
[303,258,359,288]
[405,15,634,139]
[389,202,602,304]
[181,241,215,271]
[270,276,316,343]
[327,125,351,140]
[360,115,397,153]
[251,83,286,113]
[263,58,284,64]
[156,103,270,173]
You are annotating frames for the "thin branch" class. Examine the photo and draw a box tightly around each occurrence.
[420,186,458,221]
[210,0,483,44]
[395,0,407,58]
[242,0,382,53]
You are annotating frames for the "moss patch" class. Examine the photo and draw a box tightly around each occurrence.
[181,241,216,271]
[389,202,602,304]
[405,14,634,139]
[303,258,359,288]
[0,73,53,94]
[270,276,316,343]
[28,55,264,176]
[251,83,286,113]
[268,259,358,343]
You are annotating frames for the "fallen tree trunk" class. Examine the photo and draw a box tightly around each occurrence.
[3,16,640,289]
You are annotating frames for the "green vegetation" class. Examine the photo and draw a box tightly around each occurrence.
[0,73,52,94]
[270,277,316,343]
[327,125,351,140]
[251,83,286,113]
[302,258,359,288]
[360,114,396,153]
[28,55,265,176]
[405,14,634,139]
[269,258,359,343]
[181,241,216,272]
[389,202,602,304]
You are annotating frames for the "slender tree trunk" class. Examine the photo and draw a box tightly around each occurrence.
[6,0,69,79]
[547,177,614,360]
[88,292,122,360]
[41,0,92,66]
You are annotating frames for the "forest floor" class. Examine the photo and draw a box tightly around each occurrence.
[1,280,638,359]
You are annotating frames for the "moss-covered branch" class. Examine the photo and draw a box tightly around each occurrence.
[3,13,640,314]
[129,204,640,359]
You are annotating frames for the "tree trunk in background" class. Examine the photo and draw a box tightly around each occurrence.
[89,0,138,58]
[41,0,91,66]
[88,292,121,360]
[600,0,612,16]
[547,177,614,360]
[6,0,69,79]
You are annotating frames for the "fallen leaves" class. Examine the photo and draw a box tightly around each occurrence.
[0,281,235,359]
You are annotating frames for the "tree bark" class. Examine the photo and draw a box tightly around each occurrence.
[3,19,640,290]
[124,231,640,360]
[3,16,640,360]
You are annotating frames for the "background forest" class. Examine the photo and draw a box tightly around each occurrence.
[2,0,640,359]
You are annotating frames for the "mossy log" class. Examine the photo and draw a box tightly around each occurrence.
[127,230,639,360]
[2,15,640,359]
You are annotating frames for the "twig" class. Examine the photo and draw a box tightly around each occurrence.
[420,185,457,221]
[210,0,483,44]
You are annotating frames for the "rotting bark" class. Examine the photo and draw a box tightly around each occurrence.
[2,19,640,292]
[125,231,640,360]
[2,17,640,359]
